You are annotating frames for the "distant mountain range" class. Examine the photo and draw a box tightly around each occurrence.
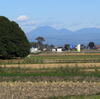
[26,26,100,45]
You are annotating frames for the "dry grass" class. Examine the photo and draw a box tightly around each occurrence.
[33,52,100,56]
[0,63,100,69]
[0,81,100,99]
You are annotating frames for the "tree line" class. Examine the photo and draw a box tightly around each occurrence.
[31,36,96,51]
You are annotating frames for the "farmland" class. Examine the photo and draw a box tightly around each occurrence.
[0,81,100,99]
[1,52,100,65]
[1,66,100,82]
[0,52,100,98]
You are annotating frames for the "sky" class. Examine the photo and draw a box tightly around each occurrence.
[0,0,100,32]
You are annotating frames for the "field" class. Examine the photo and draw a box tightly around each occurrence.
[1,52,100,65]
[1,52,100,98]
[0,81,100,99]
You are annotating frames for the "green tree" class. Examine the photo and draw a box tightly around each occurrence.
[0,16,30,59]
[88,42,96,49]
[64,44,70,50]
[35,36,45,50]
[30,42,38,48]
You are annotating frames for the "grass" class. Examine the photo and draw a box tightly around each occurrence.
[23,55,100,64]
[0,66,99,77]
[0,66,100,82]
[1,54,100,64]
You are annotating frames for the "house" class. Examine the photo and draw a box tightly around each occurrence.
[52,47,63,52]
[30,47,40,53]
[52,48,56,52]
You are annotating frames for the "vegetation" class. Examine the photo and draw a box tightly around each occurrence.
[88,42,96,49]
[64,44,70,50]
[0,52,100,98]
[0,66,100,82]
[1,54,100,64]
[0,81,100,99]
[0,16,30,59]
[35,36,45,50]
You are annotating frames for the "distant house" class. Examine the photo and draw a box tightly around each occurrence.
[52,47,63,52]
[30,47,40,53]
[43,48,47,51]
[52,48,56,52]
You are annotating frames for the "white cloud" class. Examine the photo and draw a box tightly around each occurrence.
[17,15,29,21]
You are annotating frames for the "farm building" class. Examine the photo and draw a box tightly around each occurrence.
[52,47,63,52]
[30,47,40,53]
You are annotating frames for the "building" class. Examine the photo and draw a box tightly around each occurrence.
[52,47,63,52]
[76,44,81,52]
[30,47,39,53]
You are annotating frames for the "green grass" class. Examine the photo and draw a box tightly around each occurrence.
[0,66,100,77]
[1,54,100,64]
[0,66,100,82]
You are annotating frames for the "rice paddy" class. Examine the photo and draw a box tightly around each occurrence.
[0,52,100,99]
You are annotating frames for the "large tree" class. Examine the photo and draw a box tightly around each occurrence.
[35,36,45,50]
[0,16,30,59]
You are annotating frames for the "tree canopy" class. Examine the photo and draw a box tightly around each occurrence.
[35,36,45,50]
[64,44,70,50]
[88,42,96,49]
[0,16,30,59]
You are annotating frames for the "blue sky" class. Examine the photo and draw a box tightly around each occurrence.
[0,0,100,32]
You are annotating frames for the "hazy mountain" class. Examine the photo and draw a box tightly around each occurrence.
[26,26,100,45]
[74,28,100,44]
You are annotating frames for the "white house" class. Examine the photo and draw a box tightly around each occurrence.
[52,48,56,52]
[30,47,39,53]
[56,47,63,52]
[52,47,63,52]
